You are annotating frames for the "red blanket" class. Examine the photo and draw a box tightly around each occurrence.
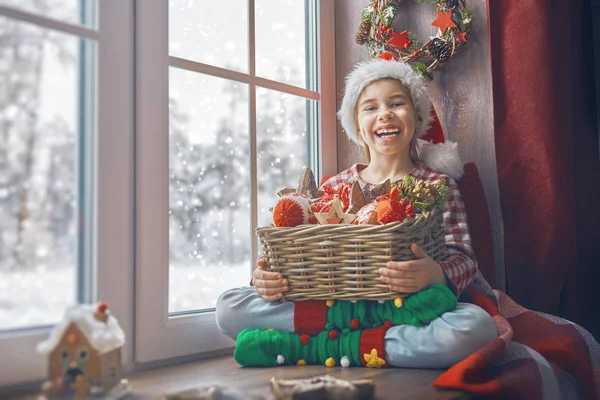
[434,272,600,399]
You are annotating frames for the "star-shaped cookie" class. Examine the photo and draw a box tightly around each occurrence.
[314,196,356,225]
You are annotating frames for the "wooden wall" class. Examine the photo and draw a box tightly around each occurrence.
[333,0,506,291]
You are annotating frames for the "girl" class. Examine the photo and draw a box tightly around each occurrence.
[215,59,497,368]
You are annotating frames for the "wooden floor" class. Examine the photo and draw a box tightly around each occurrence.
[8,356,471,399]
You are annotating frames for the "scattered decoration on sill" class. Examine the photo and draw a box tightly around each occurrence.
[270,375,375,400]
[356,0,474,81]
[363,348,387,368]
[37,302,130,399]
[159,385,265,400]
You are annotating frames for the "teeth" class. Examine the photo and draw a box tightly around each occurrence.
[376,128,400,134]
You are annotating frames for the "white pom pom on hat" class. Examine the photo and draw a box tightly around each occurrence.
[337,59,464,180]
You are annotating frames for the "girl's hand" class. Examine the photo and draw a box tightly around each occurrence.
[378,243,448,293]
[252,257,289,301]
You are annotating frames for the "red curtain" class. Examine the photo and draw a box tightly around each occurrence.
[487,0,600,338]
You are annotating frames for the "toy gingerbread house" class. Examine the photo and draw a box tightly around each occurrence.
[36,302,130,399]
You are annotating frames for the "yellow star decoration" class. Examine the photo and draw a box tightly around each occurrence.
[314,196,356,225]
[363,348,386,368]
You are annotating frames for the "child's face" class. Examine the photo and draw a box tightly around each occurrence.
[356,79,420,160]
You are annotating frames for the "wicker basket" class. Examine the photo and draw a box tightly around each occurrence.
[256,207,447,301]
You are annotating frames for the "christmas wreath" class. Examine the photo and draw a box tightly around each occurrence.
[356,0,474,81]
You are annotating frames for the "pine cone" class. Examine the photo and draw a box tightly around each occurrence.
[438,0,459,10]
[427,38,452,63]
[355,19,372,45]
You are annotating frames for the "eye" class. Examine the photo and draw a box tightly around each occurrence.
[391,102,404,107]
[60,349,69,360]
[364,106,376,111]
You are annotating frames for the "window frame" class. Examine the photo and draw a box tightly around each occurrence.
[134,0,337,363]
[0,0,135,387]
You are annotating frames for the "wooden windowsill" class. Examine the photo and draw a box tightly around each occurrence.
[9,356,471,399]
[127,356,470,399]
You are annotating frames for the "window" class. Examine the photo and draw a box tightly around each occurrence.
[135,0,336,362]
[0,1,133,387]
[0,0,335,387]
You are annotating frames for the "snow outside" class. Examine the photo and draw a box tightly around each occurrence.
[0,0,309,330]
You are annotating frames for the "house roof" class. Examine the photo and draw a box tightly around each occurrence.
[37,303,125,355]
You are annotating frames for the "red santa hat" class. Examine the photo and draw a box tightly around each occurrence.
[337,59,464,180]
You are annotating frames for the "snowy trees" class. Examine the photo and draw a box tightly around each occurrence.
[0,15,77,272]
[169,74,308,267]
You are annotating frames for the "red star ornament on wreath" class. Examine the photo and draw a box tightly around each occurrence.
[457,30,468,43]
[314,196,356,225]
[387,29,410,50]
[431,9,456,34]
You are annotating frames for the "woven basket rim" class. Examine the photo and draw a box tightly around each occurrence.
[257,207,443,233]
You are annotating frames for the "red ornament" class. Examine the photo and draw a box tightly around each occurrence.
[374,0,378,8]
[457,31,468,43]
[300,334,310,345]
[412,51,420,57]
[431,9,457,34]
[328,329,338,339]
[350,319,360,329]
[97,302,108,314]
[387,30,410,51]
[384,320,393,328]
[273,197,305,227]
[377,51,399,61]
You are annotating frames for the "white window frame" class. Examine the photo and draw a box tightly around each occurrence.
[0,0,135,387]
[135,0,337,363]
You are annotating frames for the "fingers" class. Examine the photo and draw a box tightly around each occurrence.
[253,267,281,281]
[411,242,430,259]
[253,264,289,301]
[379,263,424,293]
[253,277,288,290]
[255,284,288,298]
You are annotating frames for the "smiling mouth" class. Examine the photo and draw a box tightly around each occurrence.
[375,128,400,138]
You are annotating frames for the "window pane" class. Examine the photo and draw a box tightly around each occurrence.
[0,17,92,330]
[0,0,97,28]
[169,0,248,74]
[169,68,251,313]
[257,89,311,228]
[255,0,307,88]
